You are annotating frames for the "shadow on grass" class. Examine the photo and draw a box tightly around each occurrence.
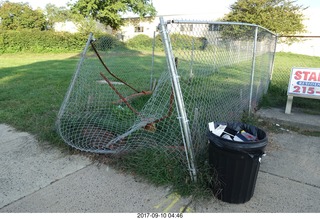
[0,54,81,148]
[0,43,168,143]
[0,47,281,200]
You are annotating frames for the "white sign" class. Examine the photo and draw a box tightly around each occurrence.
[287,67,320,97]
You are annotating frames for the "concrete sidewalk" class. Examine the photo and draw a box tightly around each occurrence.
[255,107,320,131]
[0,124,191,213]
[0,107,319,213]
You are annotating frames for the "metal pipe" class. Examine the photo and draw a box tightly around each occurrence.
[214,36,218,72]
[249,27,258,114]
[270,34,278,81]
[159,17,197,182]
[189,37,195,80]
[150,31,156,91]
[170,19,277,36]
[278,35,320,38]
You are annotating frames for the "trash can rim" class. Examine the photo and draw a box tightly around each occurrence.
[207,121,268,152]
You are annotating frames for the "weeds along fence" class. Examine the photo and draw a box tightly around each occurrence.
[56,17,277,181]
[269,36,320,112]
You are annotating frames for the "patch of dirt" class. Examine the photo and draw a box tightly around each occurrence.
[82,126,126,151]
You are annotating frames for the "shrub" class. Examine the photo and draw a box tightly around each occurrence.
[0,30,90,53]
[94,34,126,51]
[126,34,153,50]
[154,33,207,51]
[170,34,207,50]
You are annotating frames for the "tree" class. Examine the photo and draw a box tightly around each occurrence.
[45,3,107,34]
[222,0,307,36]
[70,0,156,30]
[0,1,46,30]
[45,3,73,28]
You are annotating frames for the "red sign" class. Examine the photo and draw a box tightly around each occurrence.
[287,68,320,97]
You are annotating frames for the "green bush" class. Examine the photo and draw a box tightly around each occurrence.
[0,30,208,54]
[154,33,207,50]
[94,34,126,51]
[126,34,153,50]
[114,33,207,51]
[170,34,207,50]
[0,30,90,53]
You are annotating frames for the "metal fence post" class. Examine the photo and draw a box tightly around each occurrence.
[269,34,278,81]
[159,17,197,182]
[189,37,195,80]
[150,31,156,91]
[249,26,259,114]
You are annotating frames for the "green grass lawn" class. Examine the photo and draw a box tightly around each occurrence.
[1,50,319,199]
[0,53,80,145]
[2,51,319,145]
[0,50,168,147]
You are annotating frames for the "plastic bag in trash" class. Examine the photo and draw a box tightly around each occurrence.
[208,122,257,142]
[207,122,268,153]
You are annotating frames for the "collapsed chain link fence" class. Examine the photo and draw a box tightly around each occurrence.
[56,17,276,180]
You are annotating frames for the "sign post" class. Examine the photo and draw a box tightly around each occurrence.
[285,67,320,114]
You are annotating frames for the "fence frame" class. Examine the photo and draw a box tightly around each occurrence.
[160,17,277,182]
[56,17,277,183]
[167,19,277,114]
[159,17,197,182]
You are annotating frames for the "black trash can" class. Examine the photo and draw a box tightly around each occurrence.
[207,122,268,204]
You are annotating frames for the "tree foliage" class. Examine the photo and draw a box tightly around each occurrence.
[0,1,46,30]
[70,0,156,30]
[44,3,105,34]
[222,0,308,36]
[45,4,73,27]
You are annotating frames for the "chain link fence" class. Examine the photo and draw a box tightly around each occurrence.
[268,36,320,112]
[56,17,277,180]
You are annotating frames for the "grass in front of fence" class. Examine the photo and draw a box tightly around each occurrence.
[0,52,163,145]
[4,51,317,147]
[0,51,240,199]
[2,51,318,200]
[113,146,217,198]
[0,53,80,146]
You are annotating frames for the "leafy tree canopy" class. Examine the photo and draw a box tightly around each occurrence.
[45,3,73,25]
[44,3,103,34]
[0,1,46,30]
[70,0,156,30]
[222,0,308,36]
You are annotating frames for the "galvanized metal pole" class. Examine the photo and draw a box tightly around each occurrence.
[150,31,156,91]
[269,34,278,81]
[159,17,197,182]
[189,37,195,80]
[249,27,258,114]
[214,36,218,72]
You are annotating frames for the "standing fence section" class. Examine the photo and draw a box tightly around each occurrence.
[56,17,277,182]
[163,19,277,156]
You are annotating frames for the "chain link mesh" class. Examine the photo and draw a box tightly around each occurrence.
[164,20,276,156]
[56,18,277,179]
[273,37,320,90]
[266,36,320,112]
